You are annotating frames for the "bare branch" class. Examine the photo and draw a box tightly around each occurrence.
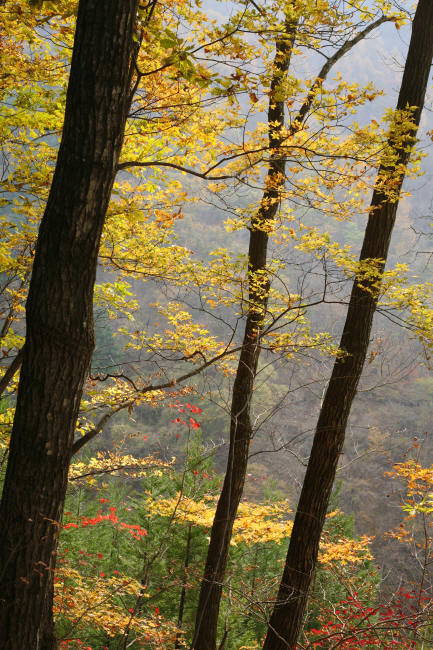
[0,349,23,398]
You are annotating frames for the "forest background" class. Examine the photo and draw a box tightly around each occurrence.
[1,0,433,648]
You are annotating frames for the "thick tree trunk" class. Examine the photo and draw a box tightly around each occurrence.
[191,20,298,650]
[263,3,433,648]
[0,1,139,648]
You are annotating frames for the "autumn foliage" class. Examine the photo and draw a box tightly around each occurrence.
[1,0,433,648]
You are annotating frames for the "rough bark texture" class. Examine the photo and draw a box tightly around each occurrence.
[0,1,139,648]
[191,21,298,650]
[263,3,433,648]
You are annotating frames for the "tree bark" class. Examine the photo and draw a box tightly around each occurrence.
[263,2,433,647]
[0,1,139,648]
[191,19,298,650]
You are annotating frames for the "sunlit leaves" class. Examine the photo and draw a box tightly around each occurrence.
[55,566,177,645]
[69,451,173,485]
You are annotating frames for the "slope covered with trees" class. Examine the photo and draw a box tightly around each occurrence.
[0,0,433,648]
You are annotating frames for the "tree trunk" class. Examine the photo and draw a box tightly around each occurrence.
[263,3,433,647]
[0,1,139,648]
[191,19,298,650]
[175,523,193,649]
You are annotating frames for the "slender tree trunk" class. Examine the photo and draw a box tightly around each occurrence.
[175,523,193,649]
[191,18,299,650]
[263,3,433,647]
[0,1,139,648]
